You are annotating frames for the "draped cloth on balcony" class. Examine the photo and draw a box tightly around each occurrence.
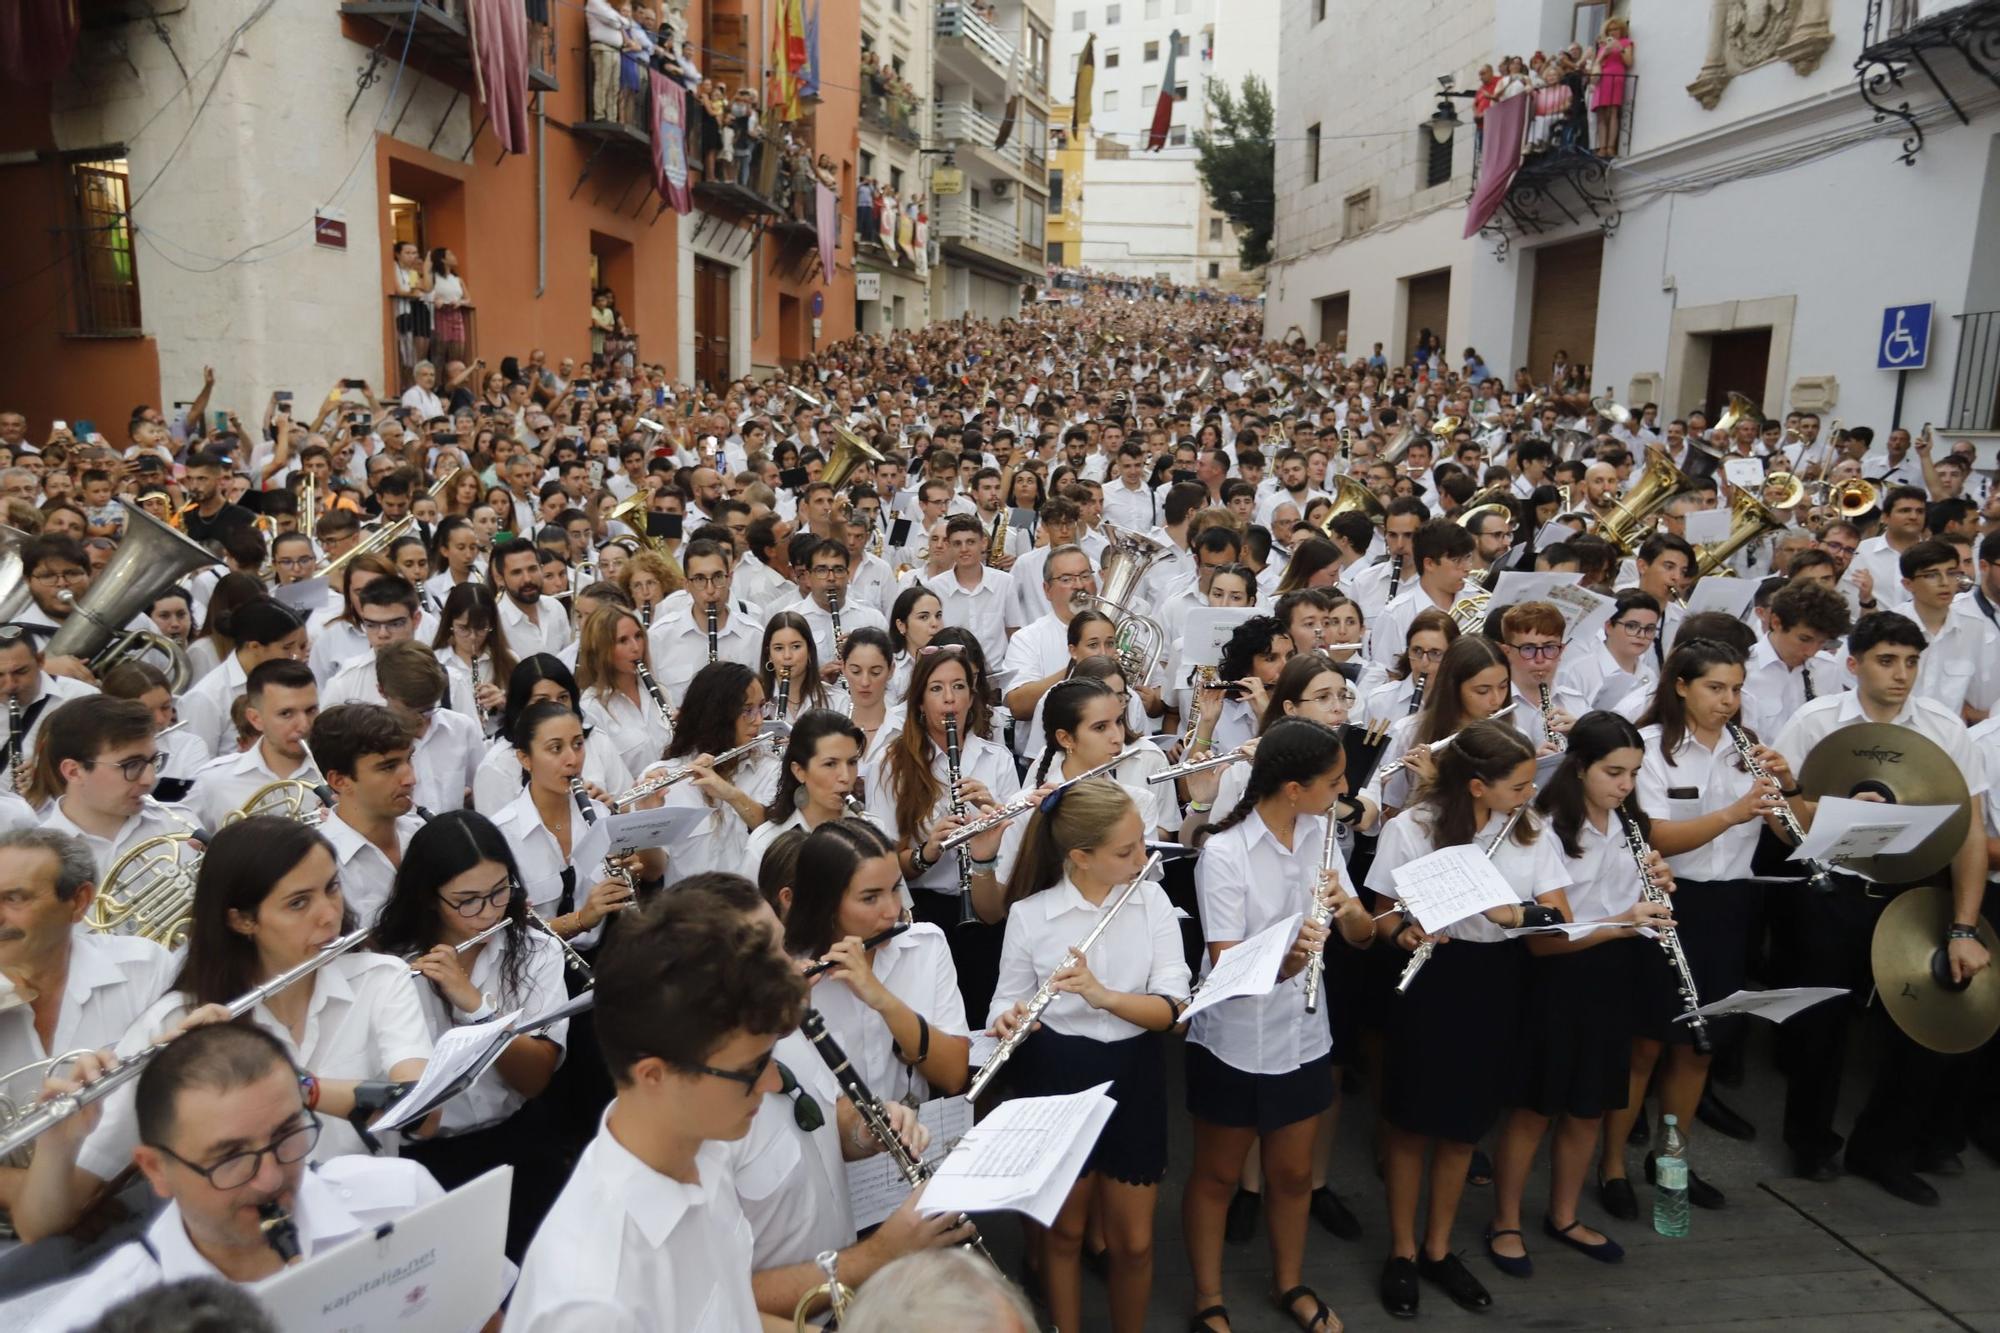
[650,71,694,215]
[815,182,837,284]
[0,0,80,84]
[465,0,531,155]
[1463,88,1529,239]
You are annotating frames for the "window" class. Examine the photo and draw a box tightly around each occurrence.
[1208,261,1221,279]
[1144,40,1159,61]
[1102,89,1119,112]
[67,156,141,336]
[1209,217,1224,240]
[1025,196,1045,240]
[1029,24,1050,85]
[859,149,874,177]
[1142,84,1158,106]
[1072,9,1086,29]
[1173,82,1188,100]
[1168,125,1187,145]
[1048,240,1066,262]
[1106,3,1120,22]
[890,165,904,191]
[1306,122,1322,183]
[1105,48,1120,68]
[1174,32,1189,56]
[1344,189,1375,237]
[1424,129,1454,188]
[1050,168,1064,211]
[1146,0,1161,15]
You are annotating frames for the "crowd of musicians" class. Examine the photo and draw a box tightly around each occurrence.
[0,288,1994,1332]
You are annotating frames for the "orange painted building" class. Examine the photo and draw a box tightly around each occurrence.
[0,0,856,439]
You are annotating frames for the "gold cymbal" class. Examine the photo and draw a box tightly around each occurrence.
[1797,723,1971,883]
[1871,886,2000,1054]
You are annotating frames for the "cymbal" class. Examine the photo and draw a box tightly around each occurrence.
[1871,886,2000,1054]
[1797,723,1971,883]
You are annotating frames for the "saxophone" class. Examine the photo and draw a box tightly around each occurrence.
[986,509,1008,567]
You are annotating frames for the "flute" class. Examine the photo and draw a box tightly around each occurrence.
[1302,809,1340,1015]
[1374,703,1517,781]
[1617,812,1712,1055]
[1724,721,1833,893]
[407,918,511,974]
[1397,806,1525,994]
[611,729,782,808]
[802,923,912,977]
[940,745,1147,850]
[967,851,1164,1100]
[1149,743,1250,784]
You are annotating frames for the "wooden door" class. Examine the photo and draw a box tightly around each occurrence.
[1703,329,1772,422]
[694,258,730,388]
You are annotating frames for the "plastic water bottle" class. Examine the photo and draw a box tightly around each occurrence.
[1653,1113,1690,1238]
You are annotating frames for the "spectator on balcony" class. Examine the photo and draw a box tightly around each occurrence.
[857,177,877,244]
[1588,19,1633,159]
[428,248,471,366]
[586,0,634,123]
[730,89,760,186]
[698,80,730,180]
[591,289,617,364]
[392,241,433,380]
[1527,62,1573,154]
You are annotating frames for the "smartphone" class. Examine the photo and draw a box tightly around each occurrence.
[275,390,294,403]
[888,517,912,548]
[342,378,368,391]
[647,512,684,540]
[435,431,460,445]
[779,466,809,490]
[52,419,68,433]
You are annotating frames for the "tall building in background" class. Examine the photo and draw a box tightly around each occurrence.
[1045,104,1086,266]
[857,0,934,333]
[1050,0,1274,287]
[931,0,1054,320]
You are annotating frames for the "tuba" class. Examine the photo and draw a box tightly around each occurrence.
[90,826,205,948]
[786,385,884,490]
[1454,483,1517,531]
[1692,484,1791,579]
[0,525,38,627]
[1593,444,1694,555]
[46,500,218,692]
[1316,474,1386,534]
[1083,524,1172,685]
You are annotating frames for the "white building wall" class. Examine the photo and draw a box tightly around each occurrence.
[860,0,935,334]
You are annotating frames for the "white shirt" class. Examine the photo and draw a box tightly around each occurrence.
[317,810,425,926]
[318,649,394,708]
[76,951,434,1181]
[921,567,1014,668]
[25,1158,459,1333]
[722,1027,854,1271]
[1558,639,1658,715]
[176,652,251,758]
[777,595,889,667]
[0,933,174,1096]
[1368,806,1570,943]
[997,612,1072,698]
[1341,554,1406,624]
[1772,690,1987,798]
[1370,582,1456,668]
[0,674,97,793]
[1845,534,1914,603]
[472,731,632,817]
[581,686,674,777]
[988,874,1189,1042]
[410,706,484,813]
[861,728,1021,896]
[1508,679,1587,752]
[38,797,199,885]
[1190,808,1344,1075]
[1911,596,2000,716]
[413,929,570,1134]
[1636,724,1763,881]
[655,750,781,884]
[731,554,796,617]
[649,604,763,704]
[489,785,614,949]
[505,1124,760,1333]
[185,744,326,834]
[1101,476,1158,532]
[497,593,573,661]
[808,922,966,1106]
[1556,811,1649,924]
[1740,637,1843,741]
[307,619,370,686]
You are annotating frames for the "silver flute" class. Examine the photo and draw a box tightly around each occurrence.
[943,717,976,924]
[1397,805,1525,994]
[1374,703,1517,782]
[1303,809,1342,1015]
[799,1009,993,1264]
[941,746,1147,851]
[1724,721,1833,893]
[1617,812,1712,1055]
[1149,743,1250,784]
[636,662,673,733]
[0,929,370,1158]
[611,730,781,808]
[1539,682,1566,752]
[966,851,1163,1100]
[407,918,511,973]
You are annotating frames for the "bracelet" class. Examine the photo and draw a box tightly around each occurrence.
[910,844,934,875]
[299,1073,320,1112]
[1948,924,1983,941]
[969,854,998,872]
[1188,800,1213,814]
[1859,599,1878,609]
[1779,786,1801,798]
[1153,993,1187,1028]
[458,992,498,1022]
[895,1013,931,1064]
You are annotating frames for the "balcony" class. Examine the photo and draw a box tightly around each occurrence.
[389,295,477,390]
[1855,0,2000,164]
[861,82,924,147]
[338,0,474,71]
[1473,76,1636,258]
[528,6,557,92]
[578,37,651,148]
[934,101,1025,170]
[933,200,1041,280]
[935,2,1016,88]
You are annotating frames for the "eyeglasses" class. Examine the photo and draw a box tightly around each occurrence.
[84,751,167,782]
[151,1114,322,1190]
[1611,619,1661,638]
[1822,541,1856,557]
[687,573,729,587]
[446,876,515,917]
[273,556,316,571]
[681,1048,775,1098]
[1505,641,1565,662]
[1909,568,1960,585]
[1408,645,1445,663]
[776,1061,826,1132]
[361,615,412,634]
[29,569,87,586]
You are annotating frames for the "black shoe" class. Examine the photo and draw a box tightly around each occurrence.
[1224,1187,1259,1244]
[1380,1256,1419,1318]
[1697,1089,1757,1142]
[1598,1175,1638,1221]
[1915,1149,1964,1177]
[1309,1186,1362,1241]
[1417,1250,1493,1312]
[1467,1147,1494,1186]
[1645,1154,1727,1209]
[1627,1109,1649,1146]
[1793,1151,1840,1183]
[1846,1153,1941,1206]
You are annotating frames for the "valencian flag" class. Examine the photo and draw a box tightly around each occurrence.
[1147,30,1180,151]
[768,0,808,121]
[1072,34,1095,132]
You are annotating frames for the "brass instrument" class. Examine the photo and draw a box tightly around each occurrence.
[1082,524,1171,685]
[1538,682,1566,752]
[1592,395,1634,428]
[1302,804,1341,1014]
[0,525,39,627]
[1761,470,1806,511]
[986,509,1009,567]
[1828,477,1881,518]
[611,725,788,809]
[1797,722,1970,885]
[1692,484,1790,579]
[785,386,885,490]
[1617,812,1710,1054]
[1724,721,1831,892]
[939,747,1146,852]
[601,491,662,556]
[1454,483,1515,531]
[944,716,975,926]
[1315,474,1387,533]
[300,471,318,545]
[1398,805,1526,993]
[636,662,674,732]
[793,1251,853,1332]
[1714,390,1760,438]
[1871,886,2000,1055]
[0,929,371,1160]
[47,501,219,692]
[1448,588,1492,632]
[228,777,333,825]
[89,824,207,948]
[967,851,1164,1100]
[1594,444,1693,555]
[314,512,414,582]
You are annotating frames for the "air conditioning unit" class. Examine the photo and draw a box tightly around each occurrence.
[991,179,1012,199]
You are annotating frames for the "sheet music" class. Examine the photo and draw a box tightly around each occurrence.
[1389,844,1521,934]
[373,1009,522,1132]
[845,1096,974,1230]
[1179,913,1300,1024]
[1675,987,1848,1024]
[604,803,707,854]
[921,1085,1115,1224]
[1791,796,1955,870]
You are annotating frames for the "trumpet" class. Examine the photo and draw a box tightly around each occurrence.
[1617,812,1711,1055]
[1724,721,1833,893]
[611,726,788,809]
[967,851,1164,1100]
[1302,804,1341,1015]
[940,746,1147,852]
[1373,704,1516,782]
[0,929,370,1160]
[1397,806,1526,994]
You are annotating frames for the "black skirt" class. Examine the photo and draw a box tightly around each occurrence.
[400,1098,564,1263]
[1015,1028,1168,1185]
[1185,1040,1335,1135]
[1634,878,1755,1045]
[1508,938,1639,1119]
[1383,939,1523,1143]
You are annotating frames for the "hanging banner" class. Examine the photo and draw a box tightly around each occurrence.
[650,71,692,214]
[815,182,838,284]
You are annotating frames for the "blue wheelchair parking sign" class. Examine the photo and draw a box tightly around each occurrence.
[1878,303,1933,371]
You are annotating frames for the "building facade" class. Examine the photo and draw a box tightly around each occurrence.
[857,0,935,334]
[1045,103,1087,266]
[1265,0,2000,439]
[0,0,859,435]
[929,0,1053,320]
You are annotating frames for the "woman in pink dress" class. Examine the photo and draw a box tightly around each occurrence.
[1589,19,1633,158]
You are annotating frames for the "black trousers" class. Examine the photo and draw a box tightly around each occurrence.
[401,1099,564,1263]
[912,888,1004,1029]
[1776,878,1957,1166]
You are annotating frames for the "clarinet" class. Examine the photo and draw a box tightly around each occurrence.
[1617,811,1712,1055]
[798,1010,993,1264]
[258,1202,304,1266]
[1406,672,1427,716]
[705,603,720,664]
[1539,682,1566,751]
[1303,810,1341,1015]
[828,589,846,660]
[775,666,792,721]
[636,663,673,733]
[6,695,21,794]
[1724,721,1833,893]
[1386,553,1404,601]
[1398,805,1527,993]
[944,716,975,925]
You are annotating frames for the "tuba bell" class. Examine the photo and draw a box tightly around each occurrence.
[1455,484,1517,531]
[786,385,885,491]
[1594,444,1694,555]
[0,525,39,627]
[46,500,218,691]
[1082,524,1172,685]
[1316,474,1386,535]
[1692,483,1791,580]
[1714,391,1761,438]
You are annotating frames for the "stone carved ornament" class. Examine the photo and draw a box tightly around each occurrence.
[1686,0,1836,108]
